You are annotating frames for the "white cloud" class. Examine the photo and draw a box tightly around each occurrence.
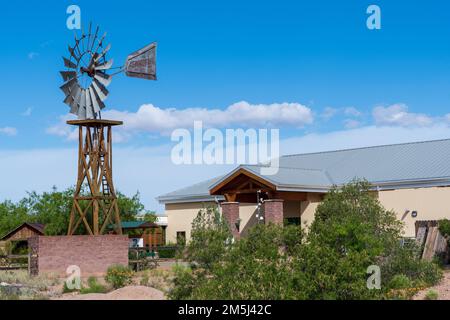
[280,124,450,155]
[27,52,39,60]
[344,107,362,117]
[48,101,314,140]
[372,104,433,127]
[321,107,337,120]
[343,119,361,129]
[21,107,33,117]
[105,101,313,132]
[0,127,18,136]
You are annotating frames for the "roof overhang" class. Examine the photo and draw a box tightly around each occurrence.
[209,166,277,195]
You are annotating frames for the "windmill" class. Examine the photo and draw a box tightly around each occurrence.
[60,24,156,235]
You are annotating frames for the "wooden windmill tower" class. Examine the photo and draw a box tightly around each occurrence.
[60,24,157,235]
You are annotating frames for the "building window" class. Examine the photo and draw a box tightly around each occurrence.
[284,217,301,226]
[176,231,186,245]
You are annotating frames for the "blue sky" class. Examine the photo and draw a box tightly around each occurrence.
[1,0,450,210]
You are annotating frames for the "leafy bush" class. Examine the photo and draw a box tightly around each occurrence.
[170,180,442,300]
[157,246,178,259]
[438,219,450,239]
[425,290,438,300]
[80,277,108,294]
[388,274,413,289]
[105,265,134,289]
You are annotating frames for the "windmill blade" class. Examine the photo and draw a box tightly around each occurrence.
[85,90,94,119]
[87,22,92,48]
[60,71,77,82]
[124,42,157,80]
[59,77,78,96]
[68,45,79,61]
[69,85,83,115]
[92,32,107,56]
[88,86,104,113]
[92,79,109,101]
[63,57,77,69]
[77,89,87,119]
[94,71,112,87]
[89,25,100,52]
[94,43,111,62]
[95,59,113,71]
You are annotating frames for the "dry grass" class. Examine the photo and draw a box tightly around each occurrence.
[0,270,61,300]
[136,268,174,294]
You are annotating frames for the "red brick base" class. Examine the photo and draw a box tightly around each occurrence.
[263,199,284,225]
[29,235,128,277]
[221,202,240,239]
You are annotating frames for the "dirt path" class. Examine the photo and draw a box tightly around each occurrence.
[54,285,165,300]
[413,270,450,300]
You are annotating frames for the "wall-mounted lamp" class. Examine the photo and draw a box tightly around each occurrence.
[235,218,241,231]
[411,211,418,218]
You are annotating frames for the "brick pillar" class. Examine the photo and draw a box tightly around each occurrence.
[221,202,240,239]
[263,199,284,225]
[28,236,39,276]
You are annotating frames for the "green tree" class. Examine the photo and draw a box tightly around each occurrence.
[170,180,442,300]
[0,186,151,236]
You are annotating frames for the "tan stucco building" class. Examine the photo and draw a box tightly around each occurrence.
[158,139,450,243]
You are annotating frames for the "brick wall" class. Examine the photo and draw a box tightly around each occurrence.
[29,235,128,277]
[221,202,240,239]
[263,199,284,225]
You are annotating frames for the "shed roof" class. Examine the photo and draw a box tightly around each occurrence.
[0,222,45,241]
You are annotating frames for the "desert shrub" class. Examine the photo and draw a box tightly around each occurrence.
[105,265,134,289]
[80,276,108,294]
[438,219,450,239]
[388,274,413,289]
[170,180,442,300]
[425,290,438,300]
[183,206,231,269]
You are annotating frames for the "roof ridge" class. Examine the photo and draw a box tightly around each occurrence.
[281,138,450,158]
[243,164,325,172]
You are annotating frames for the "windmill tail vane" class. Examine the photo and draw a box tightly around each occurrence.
[59,23,157,120]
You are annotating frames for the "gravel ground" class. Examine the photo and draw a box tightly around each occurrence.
[54,285,165,300]
[413,270,450,300]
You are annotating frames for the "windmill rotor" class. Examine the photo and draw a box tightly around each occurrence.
[61,24,157,120]
[60,25,113,120]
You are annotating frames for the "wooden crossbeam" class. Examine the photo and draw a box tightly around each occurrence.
[67,123,122,236]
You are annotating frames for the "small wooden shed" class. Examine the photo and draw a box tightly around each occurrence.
[1,223,45,242]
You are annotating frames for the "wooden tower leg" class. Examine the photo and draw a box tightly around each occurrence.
[67,120,123,235]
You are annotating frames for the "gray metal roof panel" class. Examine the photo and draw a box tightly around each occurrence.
[158,139,450,202]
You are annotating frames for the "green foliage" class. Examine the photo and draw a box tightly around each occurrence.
[425,289,438,300]
[0,186,149,237]
[170,180,442,300]
[80,277,108,294]
[388,274,413,289]
[157,246,178,259]
[183,206,231,269]
[105,265,134,289]
[62,281,78,293]
[438,219,450,238]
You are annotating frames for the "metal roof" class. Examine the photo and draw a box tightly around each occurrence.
[158,139,450,203]
[157,176,226,204]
